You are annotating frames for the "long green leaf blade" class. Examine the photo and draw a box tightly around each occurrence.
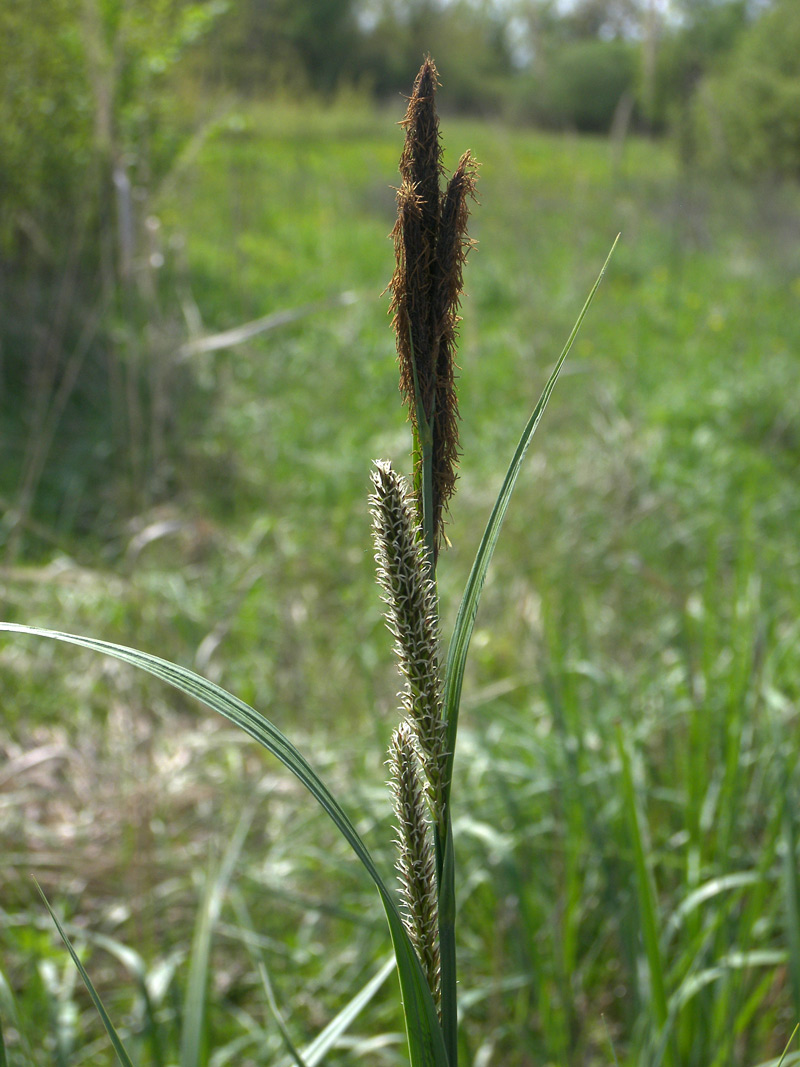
[0,969,38,1067]
[260,960,310,1067]
[2,624,448,1067]
[297,956,397,1067]
[230,889,310,1067]
[34,881,136,1067]
[441,236,619,795]
[782,764,800,1020]
[437,817,457,1065]
[435,239,618,1061]
[615,726,673,1065]
[180,812,251,1067]
[233,885,395,1067]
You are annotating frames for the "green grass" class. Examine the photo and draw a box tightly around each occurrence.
[2,95,800,1065]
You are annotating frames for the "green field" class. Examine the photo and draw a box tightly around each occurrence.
[2,97,800,1066]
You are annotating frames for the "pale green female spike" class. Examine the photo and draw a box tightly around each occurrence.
[370,460,447,824]
[388,720,441,1015]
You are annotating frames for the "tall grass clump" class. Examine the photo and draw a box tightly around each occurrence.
[0,58,615,1065]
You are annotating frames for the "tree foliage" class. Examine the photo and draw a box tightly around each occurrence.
[649,0,750,142]
[546,38,638,133]
[692,0,800,179]
[0,0,94,252]
[205,0,359,93]
[0,0,225,554]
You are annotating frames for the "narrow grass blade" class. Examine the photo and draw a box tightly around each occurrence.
[180,810,252,1067]
[778,1024,800,1067]
[441,236,619,794]
[0,1009,7,1067]
[297,956,397,1067]
[54,929,166,1067]
[34,881,136,1067]
[602,1013,620,1067]
[781,765,800,1020]
[259,961,309,1067]
[232,885,395,1067]
[1,623,448,1067]
[437,819,457,1066]
[663,871,762,949]
[615,726,673,1065]
[180,872,216,1067]
[0,970,38,1067]
[670,949,787,1014]
[229,890,308,1067]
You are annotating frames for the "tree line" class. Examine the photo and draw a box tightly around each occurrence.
[1,0,798,257]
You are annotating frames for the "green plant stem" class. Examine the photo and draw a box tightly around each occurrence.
[414,368,453,1059]
[406,318,452,1055]
[436,819,457,1066]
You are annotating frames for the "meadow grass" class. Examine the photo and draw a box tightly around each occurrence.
[1,89,800,1066]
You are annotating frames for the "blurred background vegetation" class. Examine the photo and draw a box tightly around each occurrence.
[2,0,799,549]
[2,1,800,1064]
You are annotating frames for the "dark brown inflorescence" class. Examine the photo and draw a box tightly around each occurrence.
[389,57,478,560]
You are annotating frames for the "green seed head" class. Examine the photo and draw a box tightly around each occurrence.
[370,460,448,814]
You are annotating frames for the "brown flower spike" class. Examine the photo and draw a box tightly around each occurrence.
[389,57,478,561]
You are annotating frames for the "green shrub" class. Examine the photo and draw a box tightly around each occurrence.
[692,0,800,180]
[649,0,748,136]
[0,0,94,252]
[544,38,638,133]
[0,1,225,554]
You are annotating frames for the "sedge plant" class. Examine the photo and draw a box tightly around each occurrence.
[0,58,616,1067]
